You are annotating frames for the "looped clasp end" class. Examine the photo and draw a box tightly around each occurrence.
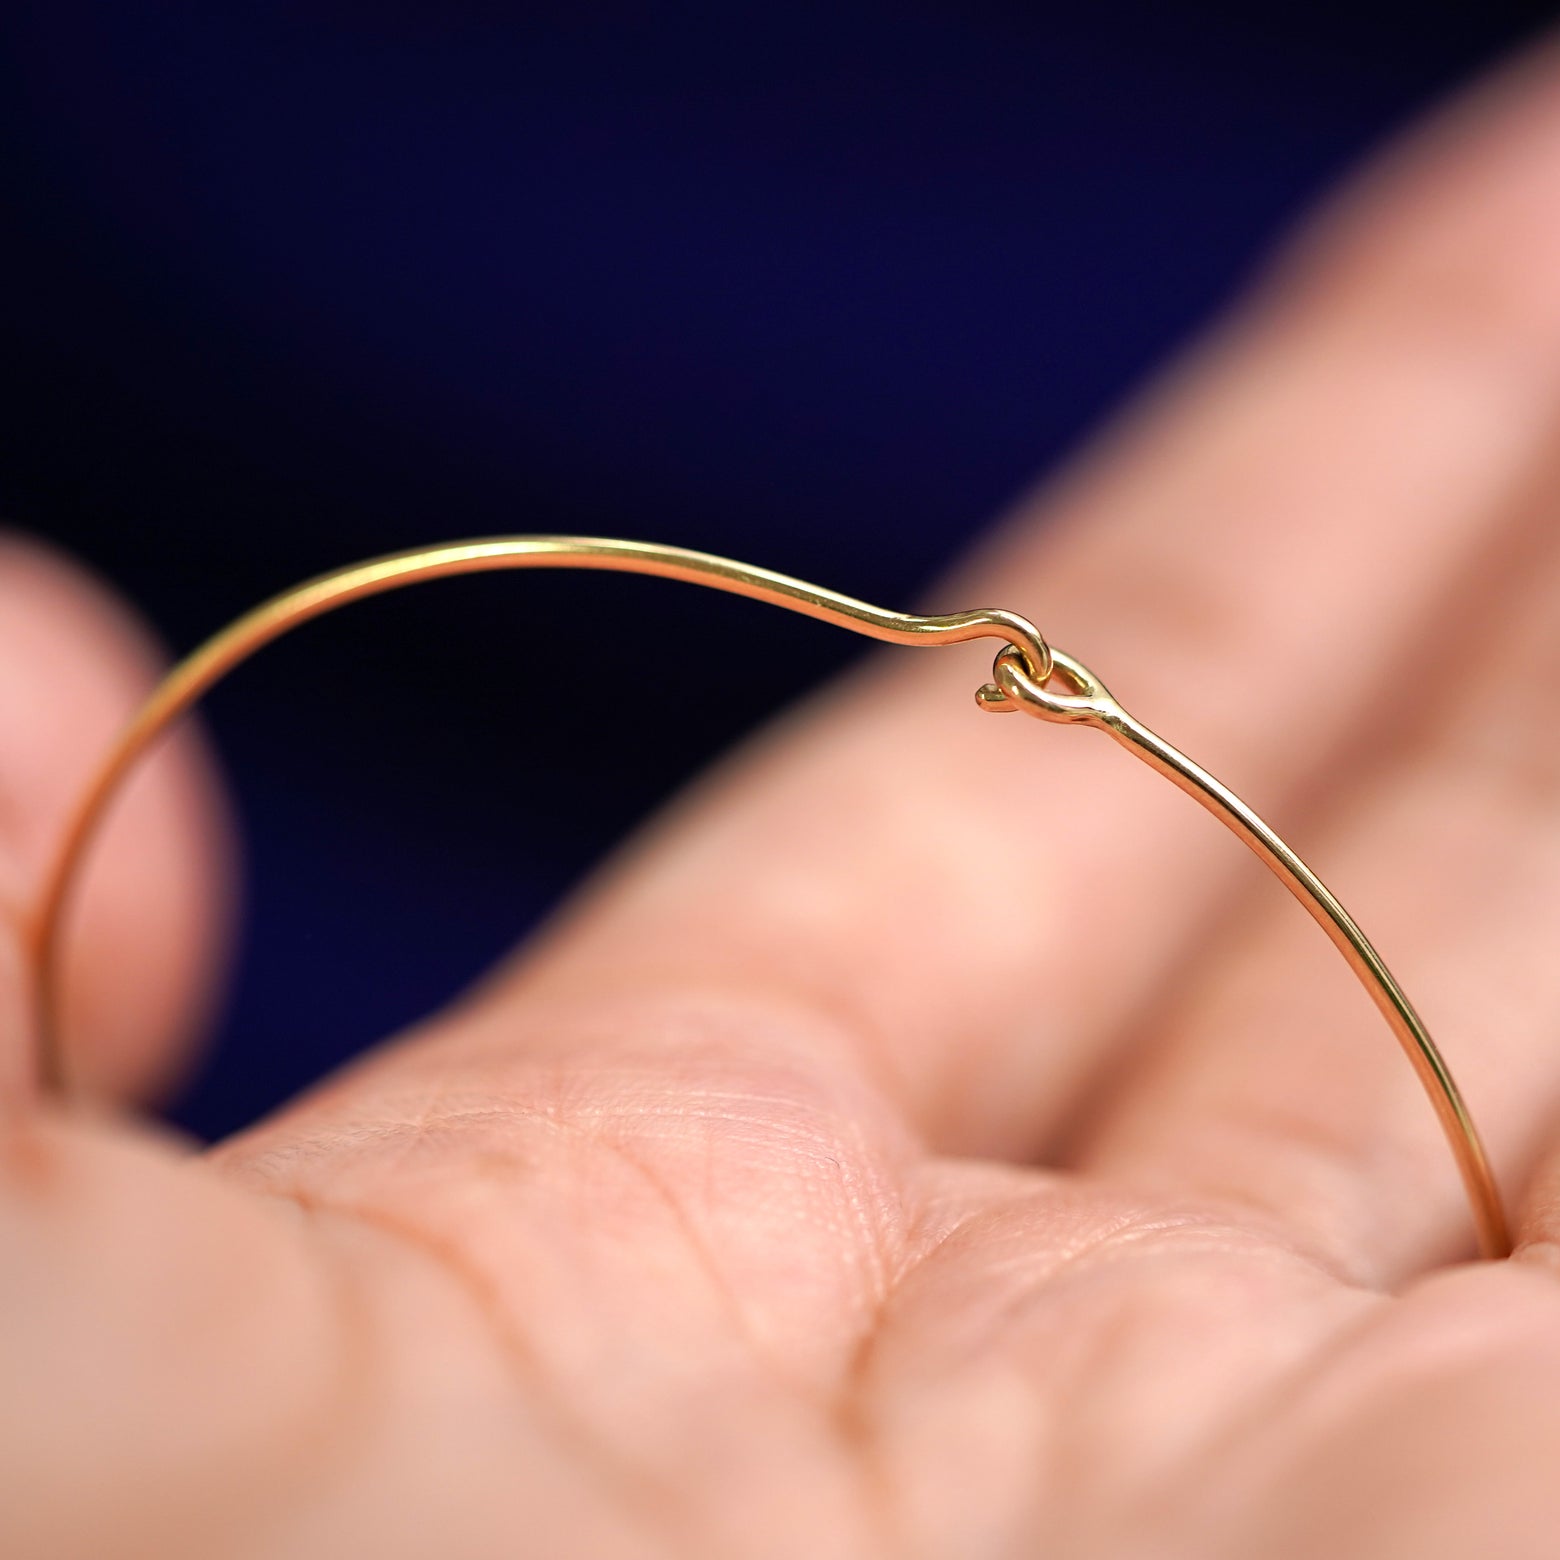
[976,643,1119,725]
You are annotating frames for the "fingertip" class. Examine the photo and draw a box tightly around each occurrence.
[0,530,237,1105]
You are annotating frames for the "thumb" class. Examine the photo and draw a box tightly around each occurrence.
[0,534,232,1104]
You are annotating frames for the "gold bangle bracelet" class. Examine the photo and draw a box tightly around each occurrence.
[27,535,1510,1260]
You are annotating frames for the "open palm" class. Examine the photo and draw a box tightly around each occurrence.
[12,43,1560,1560]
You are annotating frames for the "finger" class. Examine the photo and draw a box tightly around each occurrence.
[0,534,231,1102]
[252,41,1560,1174]
[417,41,1560,1157]
[1080,497,1560,1282]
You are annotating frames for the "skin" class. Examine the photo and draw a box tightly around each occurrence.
[11,39,1560,1560]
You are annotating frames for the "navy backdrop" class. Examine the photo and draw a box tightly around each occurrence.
[2,2,1548,1136]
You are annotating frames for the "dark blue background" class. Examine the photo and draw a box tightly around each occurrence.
[2,2,1547,1136]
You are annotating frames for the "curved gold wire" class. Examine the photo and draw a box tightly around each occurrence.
[986,647,1510,1260]
[27,534,1510,1261]
[29,535,1052,1086]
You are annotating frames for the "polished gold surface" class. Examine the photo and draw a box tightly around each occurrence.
[27,535,1510,1260]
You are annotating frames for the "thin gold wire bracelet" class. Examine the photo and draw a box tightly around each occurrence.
[25,535,1512,1261]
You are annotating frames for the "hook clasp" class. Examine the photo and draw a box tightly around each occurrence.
[975,643,1118,725]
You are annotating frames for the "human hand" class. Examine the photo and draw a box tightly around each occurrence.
[12,42,1560,1560]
